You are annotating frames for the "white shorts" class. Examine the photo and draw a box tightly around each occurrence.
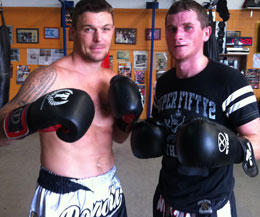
[29,166,127,217]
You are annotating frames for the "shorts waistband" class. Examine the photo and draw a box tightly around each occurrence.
[37,166,116,194]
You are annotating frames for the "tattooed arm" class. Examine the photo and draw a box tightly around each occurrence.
[0,66,57,146]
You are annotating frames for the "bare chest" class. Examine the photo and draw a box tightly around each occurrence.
[53,70,114,127]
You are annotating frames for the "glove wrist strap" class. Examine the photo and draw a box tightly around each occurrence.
[4,105,35,139]
[239,137,258,177]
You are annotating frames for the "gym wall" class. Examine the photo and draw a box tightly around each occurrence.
[2,7,260,119]
[225,9,260,98]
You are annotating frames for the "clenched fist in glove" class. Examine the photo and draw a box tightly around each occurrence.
[109,75,144,133]
[130,118,168,158]
[4,88,95,143]
[176,117,258,177]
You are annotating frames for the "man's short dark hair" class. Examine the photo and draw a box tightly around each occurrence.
[72,0,113,29]
[165,0,209,28]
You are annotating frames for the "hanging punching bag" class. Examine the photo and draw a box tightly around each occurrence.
[0,8,11,108]
[203,8,220,62]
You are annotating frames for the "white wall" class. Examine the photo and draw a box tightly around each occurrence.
[1,0,245,10]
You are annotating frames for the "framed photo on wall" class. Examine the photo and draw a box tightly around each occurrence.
[16,28,39,43]
[44,27,60,39]
[145,28,161,40]
[65,7,73,27]
[115,28,137,45]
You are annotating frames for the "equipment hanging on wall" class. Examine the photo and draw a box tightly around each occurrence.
[203,0,229,57]
[0,4,11,108]
[215,21,227,54]
[203,1,220,61]
[216,0,230,22]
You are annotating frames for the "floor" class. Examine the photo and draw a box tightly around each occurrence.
[0,133,260,217]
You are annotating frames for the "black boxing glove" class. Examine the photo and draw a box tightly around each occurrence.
[4,88,95,143]
[109,75,144,132]
[130,118,167,158]
[176,117,258,177]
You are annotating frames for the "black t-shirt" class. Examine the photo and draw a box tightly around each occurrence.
[152,60,259,213]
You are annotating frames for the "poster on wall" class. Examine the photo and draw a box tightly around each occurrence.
[16,65,30,84]
[116,50,130,61]
[44,27,60,39]
[253,53,260,68]
[155,52,168,71]
[11,48,20,62]
[118,62,132,78]
[27,49,40,65]
[39,49,52,65]
[138,84,145,103]
[27,49,64,65]
[115,28,137,45]
[51,49,64,62]
[245,69,260,89]
[135,70,145,84]
[145,28,161,40]
[134,51,148,70]
[64,7,73,27]
[109,55,113,70]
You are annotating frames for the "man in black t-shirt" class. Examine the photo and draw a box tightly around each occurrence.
[130,1,260,216]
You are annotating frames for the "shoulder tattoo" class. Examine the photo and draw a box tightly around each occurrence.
[13,66,58,106]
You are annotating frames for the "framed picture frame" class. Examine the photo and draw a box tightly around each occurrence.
[145,28,161,40]
[115,28,137,45]
[65,7,73,27]
[16,28,39,43]
[44,27,60,39]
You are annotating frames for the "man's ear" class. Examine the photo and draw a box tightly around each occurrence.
[204,25,212,42]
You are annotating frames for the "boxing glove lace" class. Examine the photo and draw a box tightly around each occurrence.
[176,117,258,177]
[4,88,95,143]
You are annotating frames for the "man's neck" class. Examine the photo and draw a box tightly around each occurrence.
[71,52,103,74]
[175,56,209,79]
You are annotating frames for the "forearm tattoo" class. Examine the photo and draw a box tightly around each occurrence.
[12,66,57,106]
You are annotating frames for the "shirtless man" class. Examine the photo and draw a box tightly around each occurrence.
[131,1,260,216]
[0,0,143,216]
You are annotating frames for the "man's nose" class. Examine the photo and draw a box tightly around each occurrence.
[175,28,184,40]
[94,29,102,42]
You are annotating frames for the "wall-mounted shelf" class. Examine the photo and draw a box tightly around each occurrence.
[243,7,260,17]
[220,53,248,73]
[244,7,260,9]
